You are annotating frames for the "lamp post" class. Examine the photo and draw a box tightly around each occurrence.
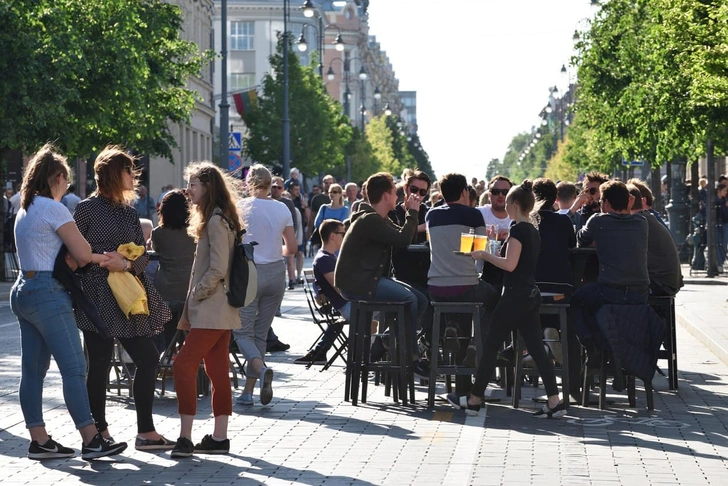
[219,0,229,169]
[300,1,345,77]
[282,0,291,179]
[327,57,351,118]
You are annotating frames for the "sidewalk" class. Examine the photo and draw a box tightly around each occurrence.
[0,272,727,484]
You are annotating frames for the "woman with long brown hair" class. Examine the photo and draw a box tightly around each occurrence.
[74,145,173,450]
[170,162,242,458]
[11,144,127,460]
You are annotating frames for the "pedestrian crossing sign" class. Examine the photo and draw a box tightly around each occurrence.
[229,132,242,151]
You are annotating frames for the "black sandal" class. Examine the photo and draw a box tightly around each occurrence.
[446,393,481,416]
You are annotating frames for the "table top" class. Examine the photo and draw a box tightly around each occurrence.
[406,244,429,252]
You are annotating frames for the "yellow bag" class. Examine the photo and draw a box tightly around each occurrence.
[107,243,149,317]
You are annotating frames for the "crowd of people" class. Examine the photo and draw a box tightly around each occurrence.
[10,142,684,461]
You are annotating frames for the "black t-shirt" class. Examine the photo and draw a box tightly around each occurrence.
[503,221,540,291]
[313,249,346,310]
[535,210,576,289]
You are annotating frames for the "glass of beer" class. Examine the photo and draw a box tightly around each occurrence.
[460,231,475,252]
[473,234,487,252]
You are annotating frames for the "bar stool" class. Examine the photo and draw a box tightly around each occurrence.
[512,301,570,410]
[345,300,415,406]
[428,301,482,408]
[648,295,678,390]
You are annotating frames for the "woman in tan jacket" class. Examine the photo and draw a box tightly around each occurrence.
[171,162,243,458]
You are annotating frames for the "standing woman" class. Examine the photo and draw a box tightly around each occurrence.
[74,146,173,449]
[233,165,297,406]
[151,190,197,350]
[170,162,242,458]
[313,183,349,230]
[11,144,127,460]
[447,180,565,418]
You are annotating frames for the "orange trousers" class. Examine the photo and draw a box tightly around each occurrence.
[173,329,232,417]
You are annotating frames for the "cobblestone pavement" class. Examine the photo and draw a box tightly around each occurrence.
[0,272,726,485]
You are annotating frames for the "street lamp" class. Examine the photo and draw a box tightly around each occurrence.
[282,0,291,179]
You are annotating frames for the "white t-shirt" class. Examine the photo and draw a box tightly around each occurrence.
[15,195,75,271]
[237,197,293,265]
[478,205,512,232]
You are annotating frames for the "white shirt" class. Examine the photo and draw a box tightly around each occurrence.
[478,205,512,232]
[237,197,293,265]
[15,196,74,271]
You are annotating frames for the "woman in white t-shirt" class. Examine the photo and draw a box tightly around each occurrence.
[233,165,296,407]
[10,144,127,460]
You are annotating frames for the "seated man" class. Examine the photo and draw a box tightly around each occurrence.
[427,173,499,381]
[294,219,349,365]
[334,172,430,378]
[570,180,649,352]
[627,181,683,296]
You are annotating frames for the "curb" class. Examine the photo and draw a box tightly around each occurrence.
[677,312,728,367]
[682,279,728,286]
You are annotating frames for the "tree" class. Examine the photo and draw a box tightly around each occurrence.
[366,116,399,175]
[0,0,209,160]
[242,35,350,176]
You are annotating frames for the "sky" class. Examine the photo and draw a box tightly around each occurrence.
[366,0,598,180]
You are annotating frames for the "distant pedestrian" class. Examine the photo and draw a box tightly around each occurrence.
[61,184,81,214]
[11,144,127,460]
[133,184,155,219]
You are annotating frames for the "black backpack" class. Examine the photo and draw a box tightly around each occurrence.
[219,213,258,308]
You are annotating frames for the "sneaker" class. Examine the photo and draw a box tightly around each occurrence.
[266,340,290,353]
[293,351,327,366]
[443,323,460,356]
[412,358,431,380]
[533,400,567,419]
[28,437,75,460]
[170,436,194,458]
[135,435,176,451]
[446,393,481,416]
[81,433,128,460]
[497,344,514,364]
[194,434,230,455]
[259,366,274,405]
[462,341,477,368]
[544,328,563,365]
[236,392,254,406]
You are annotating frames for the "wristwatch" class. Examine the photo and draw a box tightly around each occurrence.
[125,259,133,272]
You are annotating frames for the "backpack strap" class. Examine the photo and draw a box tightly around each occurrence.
[217,211,246,240]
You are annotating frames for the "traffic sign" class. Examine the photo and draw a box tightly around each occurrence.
[229,132,242,151]
[621,160,644,166]
[229,152,242,171]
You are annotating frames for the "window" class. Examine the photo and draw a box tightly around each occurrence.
[231,21,254,50]
[231,73,255,91]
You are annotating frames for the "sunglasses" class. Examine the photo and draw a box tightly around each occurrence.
[490,188,509,196]
[586,187,598,195]
[409,186,428,197]
[271,186,282,190]
[334,231,346,235]
[124,166,134,174]
[329,191,341,195]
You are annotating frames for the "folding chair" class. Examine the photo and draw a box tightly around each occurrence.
[302,269,349,371]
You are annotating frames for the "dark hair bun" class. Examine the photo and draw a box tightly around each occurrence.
[520,179,533,192]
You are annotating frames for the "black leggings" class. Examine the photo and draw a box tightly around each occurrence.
[84,331,160,434]
[471,287,559,398]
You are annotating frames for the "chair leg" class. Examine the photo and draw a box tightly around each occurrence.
[627,375,636,407]
[428,308,441,409]
[513,331,522,409]
[598,352,607,410]
[645,380,654,411]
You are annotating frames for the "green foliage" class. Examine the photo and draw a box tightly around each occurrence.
[0,0,209,160]
[573,0,728,167]
[242,34,350,175]
[366,116,399,174]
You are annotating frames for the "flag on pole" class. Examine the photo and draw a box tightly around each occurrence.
[233,89,257,116]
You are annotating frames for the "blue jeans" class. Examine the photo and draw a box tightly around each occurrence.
[342,277,427,338]
[10,272,95,430]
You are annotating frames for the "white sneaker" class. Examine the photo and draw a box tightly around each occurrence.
[259,367,274,405]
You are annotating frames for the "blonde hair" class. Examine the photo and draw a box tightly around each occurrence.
[246,164,272,191]
[92,145,140,205]
[185,161,243,241]
[328,183,344,205]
